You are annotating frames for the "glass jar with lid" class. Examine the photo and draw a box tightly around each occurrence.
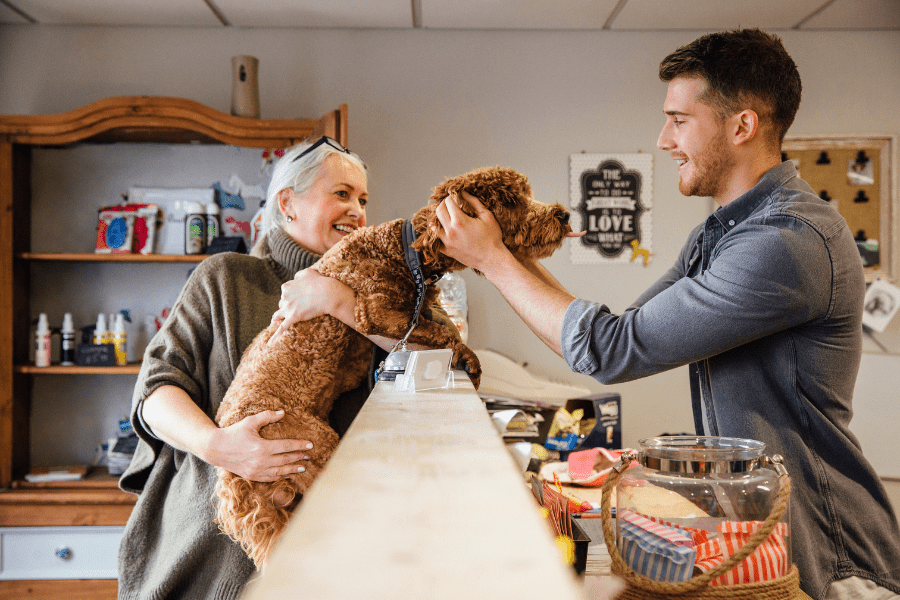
[601,436,797,594]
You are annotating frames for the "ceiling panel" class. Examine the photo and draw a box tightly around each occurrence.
[420,0,622,30]
[800,0,900,30]
[0,2,32,24]
[0,0,896,30]
[4,0,221,26]
[214,0,413,29]
[611,0,828,30]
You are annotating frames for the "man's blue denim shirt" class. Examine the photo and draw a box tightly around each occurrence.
[562,161,900,597]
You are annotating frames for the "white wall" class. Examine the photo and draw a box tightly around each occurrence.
[1,25,898,464]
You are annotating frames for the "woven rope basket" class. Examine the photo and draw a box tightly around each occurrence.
[600,458,801,600]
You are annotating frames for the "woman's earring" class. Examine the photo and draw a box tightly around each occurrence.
[286,215,293,223]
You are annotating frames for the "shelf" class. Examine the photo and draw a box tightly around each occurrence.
[19,252,207,263]
[0,95,345,148]
[16,364,142,375]
[0,480,135,527]
[11,470,122,490]
[0,97,348,501]
[0,580,118,600]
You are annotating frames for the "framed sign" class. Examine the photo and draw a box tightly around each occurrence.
[569,153,653,265]
[782,135,898,283]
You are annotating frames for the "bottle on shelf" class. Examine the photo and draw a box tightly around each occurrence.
[34,313,51,367]
[184,201,207,255]
[206,202,220,247]
[60,313,76,366]
[93,313,108,345]
[112,313,128,366]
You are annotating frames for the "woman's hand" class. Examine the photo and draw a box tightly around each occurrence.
[141,385,312,482]
[204,410,313,482]
[269,267,354,341]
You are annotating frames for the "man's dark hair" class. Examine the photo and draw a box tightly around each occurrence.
[659,29,802,146]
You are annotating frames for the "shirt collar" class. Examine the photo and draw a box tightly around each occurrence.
[712,161,798,232]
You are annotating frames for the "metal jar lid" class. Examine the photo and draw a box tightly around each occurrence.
[638,436,766,474]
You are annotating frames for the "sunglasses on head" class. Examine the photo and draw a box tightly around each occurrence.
[292,136,351,163]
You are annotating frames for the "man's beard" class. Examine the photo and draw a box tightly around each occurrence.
[679,128,733,199]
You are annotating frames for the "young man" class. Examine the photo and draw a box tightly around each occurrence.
[435,29,900,599]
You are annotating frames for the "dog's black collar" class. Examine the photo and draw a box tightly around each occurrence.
[401,219,440,334]
[375,220,441,382]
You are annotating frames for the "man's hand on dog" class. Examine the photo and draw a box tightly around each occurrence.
[210,410,312,482]
[434,191,510,273]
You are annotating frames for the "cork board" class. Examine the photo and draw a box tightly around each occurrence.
[783,135,897,283]
[782,146,880,242]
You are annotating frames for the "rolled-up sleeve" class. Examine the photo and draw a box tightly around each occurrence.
[562,298,609,375]
[559,215,830,386]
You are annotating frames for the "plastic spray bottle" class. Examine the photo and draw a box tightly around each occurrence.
[112,313,128,366]
[60,313,76,366]
[34,313,51,367]
[93,313,108,345]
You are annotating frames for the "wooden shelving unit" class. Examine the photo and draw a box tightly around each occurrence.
[0,96,347,595]
[19,252,208,263]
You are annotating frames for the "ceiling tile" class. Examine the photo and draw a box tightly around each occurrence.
[5,0,221,26]
[215,0,413,28]
[611,0,827,30]
[0,0,894,30]
[800,0,900,30]
[420,0,623,30]
[0,2,33,24]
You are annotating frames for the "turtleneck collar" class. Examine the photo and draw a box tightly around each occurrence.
[266,227,321,279]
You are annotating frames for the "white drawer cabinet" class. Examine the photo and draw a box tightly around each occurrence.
[0,526,123,580]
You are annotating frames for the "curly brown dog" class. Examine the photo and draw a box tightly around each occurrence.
[214,166,578,567]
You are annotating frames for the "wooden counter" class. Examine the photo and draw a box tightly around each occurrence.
[242,373,586,600]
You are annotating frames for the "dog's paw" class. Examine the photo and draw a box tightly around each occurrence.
[453,344,482,389]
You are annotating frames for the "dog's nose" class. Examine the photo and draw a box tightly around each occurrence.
[557,210,569,225]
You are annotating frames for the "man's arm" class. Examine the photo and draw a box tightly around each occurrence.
[433,192,575,356]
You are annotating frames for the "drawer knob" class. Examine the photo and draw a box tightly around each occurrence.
[55,547,72,560]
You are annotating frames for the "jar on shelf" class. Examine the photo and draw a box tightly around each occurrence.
[601,436,798,597]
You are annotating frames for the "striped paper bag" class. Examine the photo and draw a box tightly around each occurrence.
[641,513,712,547]
[695,520,789,585]
[619,509,697,582]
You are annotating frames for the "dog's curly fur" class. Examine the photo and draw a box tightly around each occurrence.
[213,166,575,567]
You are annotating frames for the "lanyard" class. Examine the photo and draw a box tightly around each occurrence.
[397,219,440,348]
[375,220,440,380]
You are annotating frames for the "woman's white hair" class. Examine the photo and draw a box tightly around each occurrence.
[250,138,367,258]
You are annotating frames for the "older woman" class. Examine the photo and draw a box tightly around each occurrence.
[118,137,454,599]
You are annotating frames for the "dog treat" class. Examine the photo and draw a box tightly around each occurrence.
[214,166,578,567]
[619,508,697,582]
[695,521,790,585]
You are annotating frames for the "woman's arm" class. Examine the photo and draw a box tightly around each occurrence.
[141,384,312,482]
[269,268,436,351]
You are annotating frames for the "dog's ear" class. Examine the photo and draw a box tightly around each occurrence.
[411,203,445,264]
[450,190,477,218]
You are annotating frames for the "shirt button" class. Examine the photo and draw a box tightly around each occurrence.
[728,220,735,226]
